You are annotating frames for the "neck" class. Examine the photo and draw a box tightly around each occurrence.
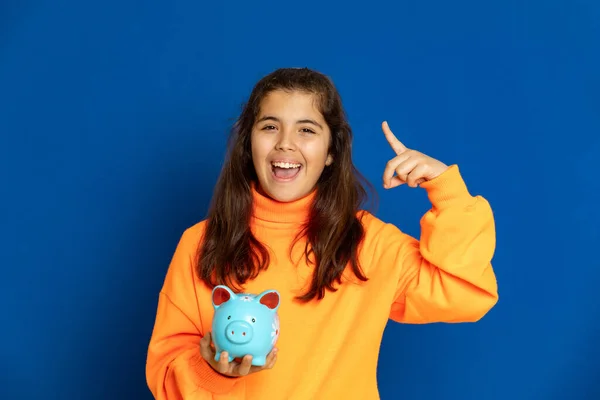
[251,182,316,224]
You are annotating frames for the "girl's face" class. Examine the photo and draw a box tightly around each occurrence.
[251,90,333,203]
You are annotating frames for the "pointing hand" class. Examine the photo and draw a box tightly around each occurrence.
[381,121,449,188]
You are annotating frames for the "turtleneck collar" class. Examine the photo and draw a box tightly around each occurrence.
[251,182,316,224]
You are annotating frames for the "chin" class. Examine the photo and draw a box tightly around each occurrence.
[257,179,310,203]
[265,186,306,203]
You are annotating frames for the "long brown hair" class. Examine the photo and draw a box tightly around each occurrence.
[197,67,377,302]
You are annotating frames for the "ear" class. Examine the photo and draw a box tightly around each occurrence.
[256,289,280,312]
[325,154,333,166]
[212,285,235,309]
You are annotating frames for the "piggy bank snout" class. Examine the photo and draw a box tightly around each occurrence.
[225,321,253,344]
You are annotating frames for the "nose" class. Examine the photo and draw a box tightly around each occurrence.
[275,130,296,151]
[225,321,253,344]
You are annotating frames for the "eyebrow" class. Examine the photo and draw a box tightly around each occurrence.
[256,115,323,129]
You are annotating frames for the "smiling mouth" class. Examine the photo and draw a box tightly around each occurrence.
[271,161,302,181]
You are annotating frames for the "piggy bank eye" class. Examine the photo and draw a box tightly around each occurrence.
[252,318,256,323]
[227,316,231,320]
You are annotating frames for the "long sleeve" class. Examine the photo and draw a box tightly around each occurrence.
[386,165,499,324]
[146,226,242,399]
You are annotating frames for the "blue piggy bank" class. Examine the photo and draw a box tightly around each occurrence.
[211,285,280,366]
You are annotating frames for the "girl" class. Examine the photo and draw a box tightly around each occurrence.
[146,68,498,399]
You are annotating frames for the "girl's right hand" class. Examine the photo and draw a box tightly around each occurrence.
[199,332,278,377]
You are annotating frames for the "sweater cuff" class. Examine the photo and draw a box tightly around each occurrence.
[419,164,473,208]
[189,351,242,394]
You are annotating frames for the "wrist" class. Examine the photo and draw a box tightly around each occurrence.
[419,165,473,208]
[189,351,242,394]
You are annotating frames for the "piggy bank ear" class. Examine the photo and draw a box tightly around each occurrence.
[257,290,280,312]
[212,285,235,309]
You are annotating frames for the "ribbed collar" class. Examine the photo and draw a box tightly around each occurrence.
[251,182,316,224]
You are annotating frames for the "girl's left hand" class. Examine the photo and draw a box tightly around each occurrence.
[381,121,449,188]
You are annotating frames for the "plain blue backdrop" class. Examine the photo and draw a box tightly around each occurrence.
[1,0,599,399]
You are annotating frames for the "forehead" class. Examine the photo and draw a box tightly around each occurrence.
[257,90,324,119]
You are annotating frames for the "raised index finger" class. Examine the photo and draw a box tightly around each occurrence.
[382,121,408,155]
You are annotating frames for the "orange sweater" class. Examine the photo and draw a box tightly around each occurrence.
[145,165,498,399]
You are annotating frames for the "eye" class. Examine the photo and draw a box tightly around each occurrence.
[251,318,256,323]
[227,316,231,320]
[300,128,315,134]
[262,125,276,131]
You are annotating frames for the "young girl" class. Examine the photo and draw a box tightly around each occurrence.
[145,68,498,399]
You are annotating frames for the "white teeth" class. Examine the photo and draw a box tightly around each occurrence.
[272,161,301,169]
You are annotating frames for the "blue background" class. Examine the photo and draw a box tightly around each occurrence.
[1,0,599,398]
